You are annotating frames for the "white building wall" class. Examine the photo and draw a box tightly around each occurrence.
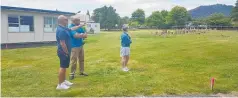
[1,10,73,44]
[7,33,35,43]
[1,10,98,44]
[34,13,44,42]
[1,11,8,43]
[94,23,100,33]
[2,10,38,43]
[43,33,56,41]
[86,23,100,33]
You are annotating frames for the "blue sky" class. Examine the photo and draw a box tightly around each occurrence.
[1,0,236,17]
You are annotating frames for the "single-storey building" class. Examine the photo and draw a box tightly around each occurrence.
[86,19,100,34]
[1,6,100,44]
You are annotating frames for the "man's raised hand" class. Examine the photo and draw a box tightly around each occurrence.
[83,33,88,38]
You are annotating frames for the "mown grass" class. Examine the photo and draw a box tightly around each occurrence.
[1,30,238,97]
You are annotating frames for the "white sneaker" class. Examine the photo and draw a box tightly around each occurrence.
[125,67,129,71]
[64,80,73,86]
[122,67,129,72]
[56,83,70,90]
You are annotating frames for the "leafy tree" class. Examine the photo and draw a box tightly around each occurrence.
[92,7,103,23]
[92,6,120,30]
[145,10,171,29]
[192,18,206,26]
[231,0,238,22]
[160,10,170,28]
[167,6,190,26]
[121,16,130,24]
[161,10,169,18]
[146,11,164,28]
[131,9,145,25]
[129,21,139,28]
[118,16,130,29]
[105,6,120,30]
[206,13,231,26]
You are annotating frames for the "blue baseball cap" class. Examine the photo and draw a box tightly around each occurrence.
[122,25,128,31]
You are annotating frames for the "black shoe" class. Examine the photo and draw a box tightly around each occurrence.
[69,75,75,80]
[79,73,88,76]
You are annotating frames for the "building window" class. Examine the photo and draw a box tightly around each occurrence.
[44,17,57,32]
[8,15,34,32]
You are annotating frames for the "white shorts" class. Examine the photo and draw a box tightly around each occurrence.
[120,47,130,57]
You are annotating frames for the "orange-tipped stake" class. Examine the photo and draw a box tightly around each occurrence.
[211,77,215,91]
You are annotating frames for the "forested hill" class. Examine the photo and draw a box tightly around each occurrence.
[189,4,233,18]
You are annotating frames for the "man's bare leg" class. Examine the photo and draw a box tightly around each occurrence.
[121,56,126,68]
[125,56,129,67]
[59,68,66,84]
[56,67,71,90]
[121,56,130,71]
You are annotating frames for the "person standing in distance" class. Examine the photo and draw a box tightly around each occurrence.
[120,25,132,72]
[56,15,73,90]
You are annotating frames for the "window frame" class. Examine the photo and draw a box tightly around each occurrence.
[43,16,58,33]
[7,14,35,33]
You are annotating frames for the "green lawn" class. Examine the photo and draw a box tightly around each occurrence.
[2,30,238,97]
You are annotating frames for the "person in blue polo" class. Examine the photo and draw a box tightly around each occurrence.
[120,25,132,72]
[56,15,86,90]
[56,15,73,90]
[69,15,88,80]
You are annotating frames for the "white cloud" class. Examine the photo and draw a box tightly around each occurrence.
[1,0,236,17]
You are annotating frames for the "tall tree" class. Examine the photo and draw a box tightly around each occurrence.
[92,7,103,23]
[160,10,169,28]
[161,10,169,18]
[167,6,190,26]
[131,9,145,25]
[121,16,130,24]
[92,6,120,30]
[116,16,130,29]
[231,0,238,22]
[206,13,231,26]
[118,16,129,28]
[105,6,120,30]
[146,11,164,28]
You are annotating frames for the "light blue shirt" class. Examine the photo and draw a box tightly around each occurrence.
[68,24,85,48]
[121,32,132,47]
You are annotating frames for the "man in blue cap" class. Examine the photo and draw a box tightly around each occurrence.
[120,25,132,72]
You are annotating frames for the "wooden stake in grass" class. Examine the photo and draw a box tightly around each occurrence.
[211,77,215,91]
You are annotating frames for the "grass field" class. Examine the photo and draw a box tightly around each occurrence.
[2,30,238,97]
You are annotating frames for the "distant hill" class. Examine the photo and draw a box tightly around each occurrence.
[189,4,233,19]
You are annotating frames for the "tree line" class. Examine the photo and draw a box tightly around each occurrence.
[92,0,238,30]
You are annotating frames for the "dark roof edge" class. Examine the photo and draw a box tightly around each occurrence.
[1,6,75,15]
